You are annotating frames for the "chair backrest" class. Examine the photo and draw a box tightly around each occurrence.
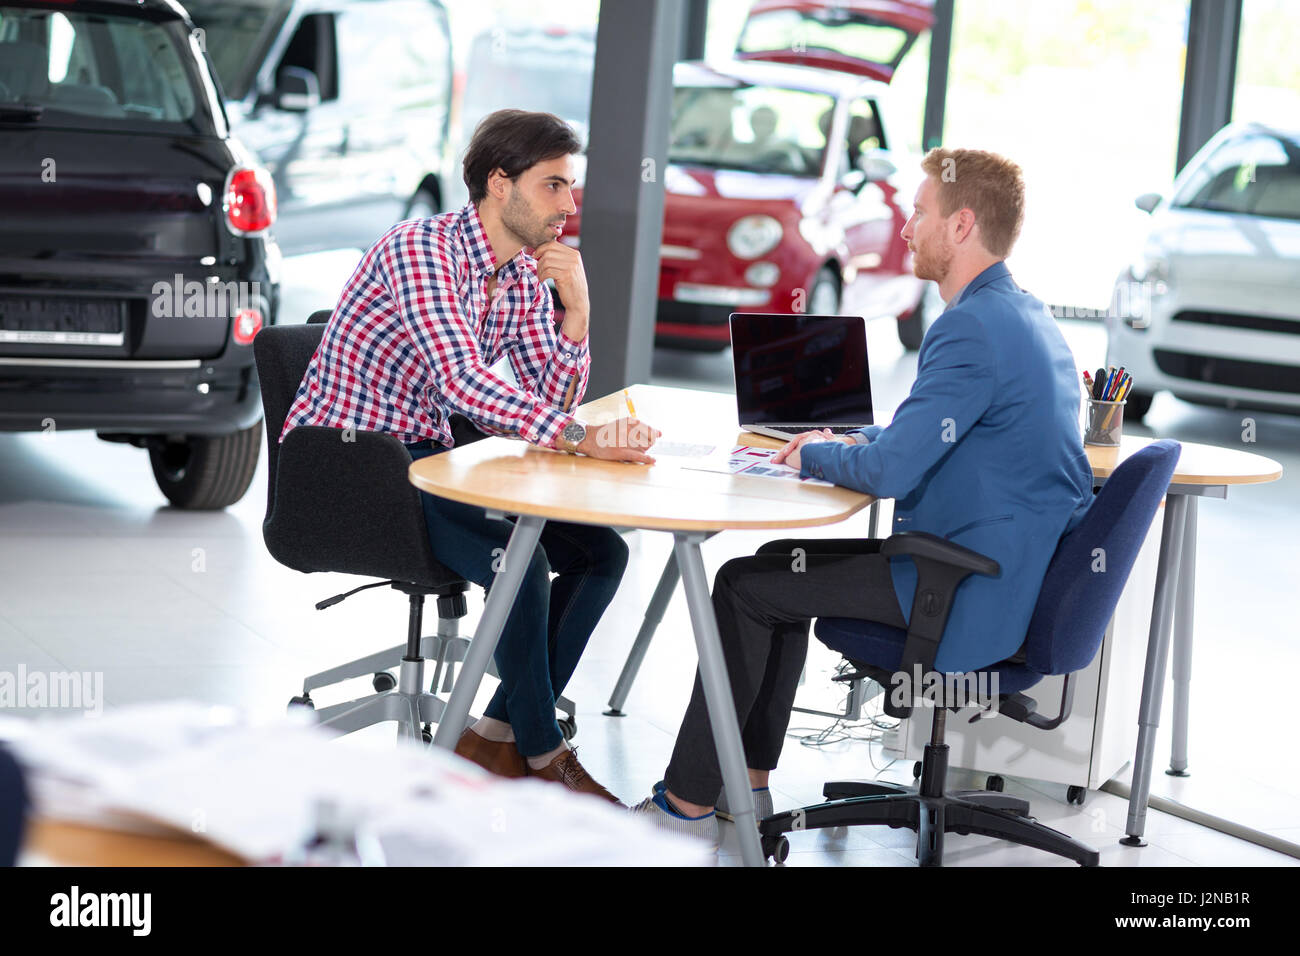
[252,321,459,586]
[253,322,326,517]
[1022,440,1181,675]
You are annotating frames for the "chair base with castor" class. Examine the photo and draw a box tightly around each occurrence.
[288,579,580,742]
[289,582,463,743]
[758,709,1100,867]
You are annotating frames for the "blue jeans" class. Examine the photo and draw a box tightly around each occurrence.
[406,440,629,756]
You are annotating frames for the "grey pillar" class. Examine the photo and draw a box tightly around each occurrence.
[680,0,708,62]
[921,0,955,152]
[1176,0,1242,174]
[583,0,682,398]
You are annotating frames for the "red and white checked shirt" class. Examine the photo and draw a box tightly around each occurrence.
[280,202,590,448]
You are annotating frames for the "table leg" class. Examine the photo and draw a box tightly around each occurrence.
[673,533,765,867]
[431,515,547,751]
[867,500,880,540]
[1168,496,1198,777]
[1121,494,1188,846]
[605,549,681,716]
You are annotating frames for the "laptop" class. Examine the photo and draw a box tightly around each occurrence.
[729,313,874,441]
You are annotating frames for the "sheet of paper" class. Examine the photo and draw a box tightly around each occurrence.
[683,445,835,487]
[647,440,716,458]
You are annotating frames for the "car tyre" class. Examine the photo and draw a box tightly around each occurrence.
[149,419,263,510]
[897,291,928,352]
[808,268,841,315]
[1123,389,1154,422]
[403,188,439,221]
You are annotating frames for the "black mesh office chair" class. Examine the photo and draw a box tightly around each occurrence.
[254,314,470,741]
[254,312,577,741]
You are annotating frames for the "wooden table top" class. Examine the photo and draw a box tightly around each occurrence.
[26,819,245,867]
[1085,435,1283,486]
[408,384,875,532]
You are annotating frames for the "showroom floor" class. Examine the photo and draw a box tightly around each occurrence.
[2,257,1297,866]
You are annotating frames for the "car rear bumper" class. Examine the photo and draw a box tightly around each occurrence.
[0,357,262,435]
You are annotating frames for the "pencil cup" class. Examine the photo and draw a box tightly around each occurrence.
[1084,399,1125,447]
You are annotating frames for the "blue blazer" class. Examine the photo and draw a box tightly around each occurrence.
[801,262,1093,672]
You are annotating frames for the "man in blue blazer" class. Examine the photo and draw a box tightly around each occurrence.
[634,148,1093,838]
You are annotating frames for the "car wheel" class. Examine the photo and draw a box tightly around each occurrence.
[403,188,439,221]
[807,268,840,315]
[149,420,263,510]
[1123,389,1154,422]
[897,290,928,352]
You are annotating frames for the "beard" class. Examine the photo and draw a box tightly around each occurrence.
[911,238,953,284]
[501,187,558,250]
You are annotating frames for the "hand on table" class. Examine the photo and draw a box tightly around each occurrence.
[576,417,661,465]
[771,429,856,472]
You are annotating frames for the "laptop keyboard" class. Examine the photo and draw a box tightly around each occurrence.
[766,425,861,436]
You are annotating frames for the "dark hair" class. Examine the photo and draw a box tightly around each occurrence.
[463,109,582,204]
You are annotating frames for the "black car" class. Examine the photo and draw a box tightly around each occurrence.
[0,0,280,509]
[184,0,455,255]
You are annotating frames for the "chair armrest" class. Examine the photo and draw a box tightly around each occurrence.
[882,532,1001,693]
[881,531,1000,577]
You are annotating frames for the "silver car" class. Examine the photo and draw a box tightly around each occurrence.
[1106,122,1300,421]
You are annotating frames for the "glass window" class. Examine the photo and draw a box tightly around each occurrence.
[670,83,835,177]
[1176,134,1300,221]
[182,0,290,102]
[1234,0,1300,127]
[0,6,204,131]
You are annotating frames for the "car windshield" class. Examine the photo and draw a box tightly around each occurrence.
[1176,133,1300,222]
[669,84,835,177]
[0,6,210,133]
[182,0,291,102]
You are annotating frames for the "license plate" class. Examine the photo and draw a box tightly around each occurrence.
[0,294,126,347]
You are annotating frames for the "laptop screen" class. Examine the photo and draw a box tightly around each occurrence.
[730,313,874,425]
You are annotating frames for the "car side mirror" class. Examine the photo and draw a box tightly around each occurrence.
[857,150,897,183]
[1134,192,1161,214]
[275,67,321,112]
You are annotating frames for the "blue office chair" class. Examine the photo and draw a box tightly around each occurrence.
[759,440,1181,866]
[0,745,27,866]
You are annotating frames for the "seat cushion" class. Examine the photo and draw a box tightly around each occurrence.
[814,617,1044,696]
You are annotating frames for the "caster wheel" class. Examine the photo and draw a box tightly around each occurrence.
[913,761,922,780]
[372,671,397,693]
[288,694,314,712]
[761,835,789,864]
[1067,785,1087,806]
[422,729,433,744]
[986,775,1004,793]
[558,715,577,741]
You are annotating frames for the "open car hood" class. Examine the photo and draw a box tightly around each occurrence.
[735,0,934,84]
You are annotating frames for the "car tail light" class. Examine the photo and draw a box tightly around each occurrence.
[223,167,277,236]
[233,307,264,345]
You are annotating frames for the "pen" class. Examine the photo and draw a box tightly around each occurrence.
[624,388,637,418]
[1092,368,1107,400]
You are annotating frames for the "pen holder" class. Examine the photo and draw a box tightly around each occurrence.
[1084,399,1125,447]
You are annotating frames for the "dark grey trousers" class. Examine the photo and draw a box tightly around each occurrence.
[663,537,907,806]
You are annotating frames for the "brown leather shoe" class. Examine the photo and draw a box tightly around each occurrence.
[454,727,527,779]
[526,748,624,806]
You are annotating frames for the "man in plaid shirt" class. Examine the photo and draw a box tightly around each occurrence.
[283,111,657,803]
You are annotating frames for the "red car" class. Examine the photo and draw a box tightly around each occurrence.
[563,0,935,350]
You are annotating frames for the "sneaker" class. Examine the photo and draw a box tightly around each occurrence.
[631,791,719,849]
[653,779,773,822]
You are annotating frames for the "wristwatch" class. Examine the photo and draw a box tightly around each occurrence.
[558,418,587,454]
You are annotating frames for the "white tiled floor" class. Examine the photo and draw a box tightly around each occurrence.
[2,311,1298,866]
